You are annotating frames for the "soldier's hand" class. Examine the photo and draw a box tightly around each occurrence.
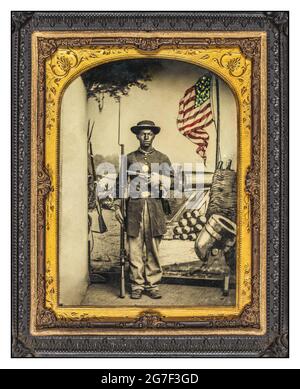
[115,208,124,225]
[150,172,160,186]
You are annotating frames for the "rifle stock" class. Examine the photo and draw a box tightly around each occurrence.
[98,213,107,234]
[119,246,126,298]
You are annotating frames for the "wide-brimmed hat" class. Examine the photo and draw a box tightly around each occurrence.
[130,120,161,135]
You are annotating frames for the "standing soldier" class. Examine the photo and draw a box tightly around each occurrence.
[115,120,173,299]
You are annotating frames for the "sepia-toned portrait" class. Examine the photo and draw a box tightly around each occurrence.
[30,32,259,331]
[59,59,238,308]
[12,11,290,358]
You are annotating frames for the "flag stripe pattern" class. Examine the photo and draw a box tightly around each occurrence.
[177,75,215,162]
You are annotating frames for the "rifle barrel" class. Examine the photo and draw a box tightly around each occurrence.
[119,143,126,298]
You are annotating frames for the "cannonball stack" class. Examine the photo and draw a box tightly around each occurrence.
[173,210,207,241]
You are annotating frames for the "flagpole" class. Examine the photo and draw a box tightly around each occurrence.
[215,76,221,170]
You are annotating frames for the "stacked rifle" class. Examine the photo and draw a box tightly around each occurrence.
[88,120,107,234]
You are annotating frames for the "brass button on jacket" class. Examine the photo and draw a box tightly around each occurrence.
[125,148,173,238]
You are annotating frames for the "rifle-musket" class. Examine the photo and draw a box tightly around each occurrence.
[118,98,126,298]
[89,141,108,234]
[127,170,150,179]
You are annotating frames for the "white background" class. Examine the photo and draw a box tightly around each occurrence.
[1,0,297,369]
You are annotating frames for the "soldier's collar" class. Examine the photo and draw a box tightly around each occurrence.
[138,147,155,155]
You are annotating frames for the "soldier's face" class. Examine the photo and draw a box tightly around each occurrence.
[137,129,155,148]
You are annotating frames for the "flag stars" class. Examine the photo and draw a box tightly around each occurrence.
[195,76,211,107]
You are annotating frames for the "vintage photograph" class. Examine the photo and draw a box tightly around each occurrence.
[12,11,289,358]
[59,58,237,307]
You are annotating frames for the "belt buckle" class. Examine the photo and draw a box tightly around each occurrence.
[141,191,150,198]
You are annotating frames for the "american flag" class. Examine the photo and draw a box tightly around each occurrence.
[177,75,215,163]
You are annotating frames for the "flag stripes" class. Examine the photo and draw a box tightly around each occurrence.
[181,110,212,133]
[177,102,211,125]
[176,75,215,163]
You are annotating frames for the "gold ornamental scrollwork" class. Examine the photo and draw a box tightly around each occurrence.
[31,32,266,330]
[213,52,248,77]
[37,134,53,230]
[50,49,82,78]
[118,312,186,329]
[44,45,252,139]
[210,274,260,328]
[37,164,52,197]
[117,37,164,51]
[240,38,261,59]
[134,312,167,328]
[36,273,57,328]
[243,181,251,233]
[245,134,261,232]
[44,42,252,321]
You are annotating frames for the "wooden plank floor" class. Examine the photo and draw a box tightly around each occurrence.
[81,282,236,307]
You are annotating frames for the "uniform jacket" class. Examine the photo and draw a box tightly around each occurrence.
[125,148,173,238]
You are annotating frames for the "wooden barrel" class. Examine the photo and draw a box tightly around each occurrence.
[206,167,237,221]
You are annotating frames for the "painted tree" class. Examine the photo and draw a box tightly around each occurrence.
[82,58,162,111]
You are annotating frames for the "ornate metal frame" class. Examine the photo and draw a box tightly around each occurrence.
[11,11,289,357]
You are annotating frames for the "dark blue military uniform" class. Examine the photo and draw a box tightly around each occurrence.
[125,148,172,238]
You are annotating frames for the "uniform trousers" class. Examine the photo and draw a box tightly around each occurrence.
[127,201,162,292]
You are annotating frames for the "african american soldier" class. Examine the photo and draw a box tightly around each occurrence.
[115,120,173,299]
